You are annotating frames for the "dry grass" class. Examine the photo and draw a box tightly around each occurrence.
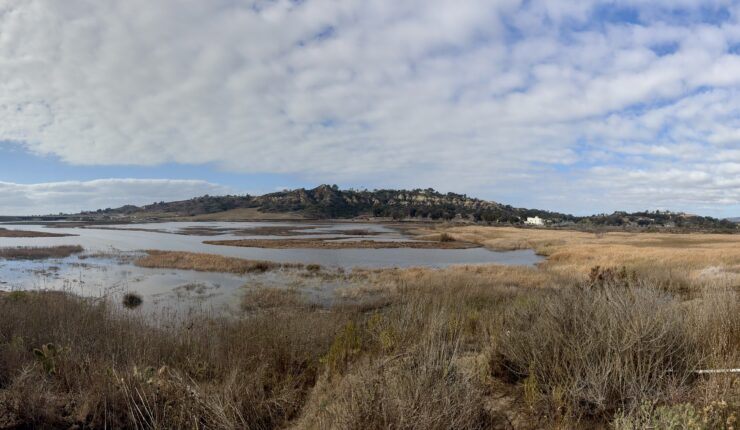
[0,245,84,260]
[241,287,309,311]
[204,238,478,249]
[0,228,72,238]
[0,291,345,429]
[434,225,740,287]
[1,227,739,428]
[494,284,701,420]
[135,250,302,274]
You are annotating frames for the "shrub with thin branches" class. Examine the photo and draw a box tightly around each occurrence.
[495,282,701,419]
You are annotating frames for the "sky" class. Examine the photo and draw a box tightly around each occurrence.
[3,1,740,216]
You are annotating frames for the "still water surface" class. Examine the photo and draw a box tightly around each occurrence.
[0,222,542,314]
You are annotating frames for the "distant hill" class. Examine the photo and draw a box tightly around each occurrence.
[579,211,737,231]
[83,184,575,223]
[76,184,737,231]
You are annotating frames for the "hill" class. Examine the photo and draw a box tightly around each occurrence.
[83,184,574,223]
[76,184,737,231]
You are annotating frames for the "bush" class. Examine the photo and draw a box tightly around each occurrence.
[439,232,455,242]
[612,401,739,430]
[122,293,143,309]
[299,310,497,429]
[495,282,701,419]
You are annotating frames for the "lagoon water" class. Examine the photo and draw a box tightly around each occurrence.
[0,221,542,313]
[0,221,541,268]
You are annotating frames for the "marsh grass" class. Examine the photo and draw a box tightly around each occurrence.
[0,257,737,428]
[135,250,302,274]
[204,238,478,249]
[0,291,345,428]
[0,245,84,260]
[0,228,72,238]
[240,286,310,311]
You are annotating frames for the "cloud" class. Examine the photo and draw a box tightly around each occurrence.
[0,179,231,215]
[2,1,740,214]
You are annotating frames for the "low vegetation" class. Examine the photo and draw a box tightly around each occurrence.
[0,245,84,260]
[0,256,737,428]
[134,250,302,274]
[203,238,477,249]
[0,228,72,238]
[122,293,143,309]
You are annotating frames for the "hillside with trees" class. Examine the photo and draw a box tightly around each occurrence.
[66,185,738,231]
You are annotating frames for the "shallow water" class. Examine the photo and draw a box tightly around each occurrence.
[0,221,542,268]
[0,221,543,314]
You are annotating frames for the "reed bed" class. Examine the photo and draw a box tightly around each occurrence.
[0,245,84,260]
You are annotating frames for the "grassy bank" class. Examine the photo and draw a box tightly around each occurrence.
[0,262,737,428]
[0,246,84,260]
[135,250,305,274]
[0,228,72,238]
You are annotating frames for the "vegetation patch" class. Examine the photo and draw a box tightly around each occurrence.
[122,293,143,309]
[240,287,309,311]
[0,228,74,238]
[0,245,84,260]
[0,227,738,428]
[203,238,478,249]
[134,250,303,274]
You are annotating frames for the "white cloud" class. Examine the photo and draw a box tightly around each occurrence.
[1,1,740,214]
[0,179,231,215]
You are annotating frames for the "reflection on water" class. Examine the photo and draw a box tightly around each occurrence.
[0,221,543,314]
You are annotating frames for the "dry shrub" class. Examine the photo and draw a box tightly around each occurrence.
[689,287,740,366]
[439,232,455,242]
[612,400,739,430]
[298,304,497,430]
[495,283,701,419]
[0,291,345,428]
[122,292,143,309]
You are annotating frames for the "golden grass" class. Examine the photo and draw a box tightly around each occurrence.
[204,238,477,249]
[134,250,303,274]
[436,225,740,282]
[0,228,72,238]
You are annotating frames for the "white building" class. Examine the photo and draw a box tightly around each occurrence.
[525,216,544,226]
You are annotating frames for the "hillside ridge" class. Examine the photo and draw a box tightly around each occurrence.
[76,185,736,230]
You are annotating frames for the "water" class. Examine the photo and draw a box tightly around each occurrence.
[0,221,543,314]
[0,221,541,268]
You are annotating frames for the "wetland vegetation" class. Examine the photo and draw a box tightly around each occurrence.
[0,245,84,261]
[0,223,737,428]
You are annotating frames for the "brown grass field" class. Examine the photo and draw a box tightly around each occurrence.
[0,226,738,428]
[135,250,305,274]
[0,228,72,238]
[0,245,84,260]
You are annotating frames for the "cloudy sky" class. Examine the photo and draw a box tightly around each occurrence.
[3,0,740,216]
